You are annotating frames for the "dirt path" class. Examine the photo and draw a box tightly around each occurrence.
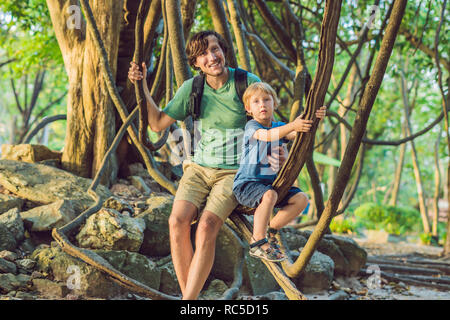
[306,238,450,300]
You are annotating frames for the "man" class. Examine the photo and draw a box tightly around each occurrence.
[128,30,286,299]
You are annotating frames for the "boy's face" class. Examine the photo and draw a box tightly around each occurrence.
[193,35,226,77]
[245,90,275,124]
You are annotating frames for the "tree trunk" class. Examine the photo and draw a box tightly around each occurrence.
[273,0,342,202]
[253,0,297,62]
[388,125,406,206]
[432,124,442,238]
[306,150,325,219]
[339,64,359,161]
[166,0,192,85]
[281,0,407,277]
[207,0,238,68]
[180,0,197,39]
[47,0,123,186]
[327,138,338,199]
[400,70,431,234]
[337,142,366,215]
[445,165,450,255]
[9,69,48,144]
[226,0,251,71]
[433,1,450,256]
[117,0,162,110]
[284,0,310,123]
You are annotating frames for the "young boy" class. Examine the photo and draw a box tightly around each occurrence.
[233,82,326,262]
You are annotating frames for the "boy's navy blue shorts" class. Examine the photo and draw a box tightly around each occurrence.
[233,181,303,209]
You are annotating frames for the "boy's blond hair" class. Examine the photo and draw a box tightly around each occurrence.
[242,82,280,110]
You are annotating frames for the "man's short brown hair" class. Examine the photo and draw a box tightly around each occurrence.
[186,30,229,70]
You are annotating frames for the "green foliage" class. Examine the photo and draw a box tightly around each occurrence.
[437,222,448,243]
[0,0,62,74]
[330,217,357,235]
[0,0,448,240]
[313,152,341,167]
[0,0,67,146]
[354,202,422,235]
[419,232,432,245]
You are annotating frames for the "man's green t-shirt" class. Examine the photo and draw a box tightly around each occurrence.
[163,67,260,169]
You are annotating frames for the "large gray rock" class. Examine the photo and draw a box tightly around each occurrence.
[199,279,229,300]
[0,208,25,242]
[32,278,70,298]
[283,228,308,250]
[1,144,61,163]
[211,225,244,282]
[157,260,181,296]
[283,228,349,276]
[0,224,16,252]
[293,249,335,293]
[0,273,31,292]
[243,253,280,295]
[16,258,36,271]
[95,250,161,290]
[110,183,142,198]
[0,194,24,214]
[0,250,18,262]
[0,257,17,274]
[31,246,126,298]
[137,195,174,257]
[315,237,350,276]
[31,246,162,299]
[285,229,367,276]
[0,160,112,213]
[324,234,367,276]
[103,196,134,214]
[20,200,77,232]
[76,208,145,252]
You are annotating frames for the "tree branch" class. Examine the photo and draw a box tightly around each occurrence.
[246,32,295,79]
[400,28,450,73]
[281,0,406,278]
[226,0,252,71]
[253,0,297,62]
[9,77,24,114]
[326,107,449,146]
[78,0,176,194]
[208,0,238,68]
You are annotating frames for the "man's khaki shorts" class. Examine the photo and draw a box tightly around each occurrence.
[174,160,238,222]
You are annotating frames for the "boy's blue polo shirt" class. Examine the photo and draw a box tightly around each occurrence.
[233,119,288,188]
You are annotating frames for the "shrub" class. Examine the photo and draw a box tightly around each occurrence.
[330,218,357,234]
[354,202,421,235]
[437,222,448,245]
[419,232,432,245]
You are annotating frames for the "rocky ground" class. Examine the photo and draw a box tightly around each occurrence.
[0,144,449,301]
[305,239,450,300]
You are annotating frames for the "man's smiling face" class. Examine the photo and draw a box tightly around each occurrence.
[193,35,226,77]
